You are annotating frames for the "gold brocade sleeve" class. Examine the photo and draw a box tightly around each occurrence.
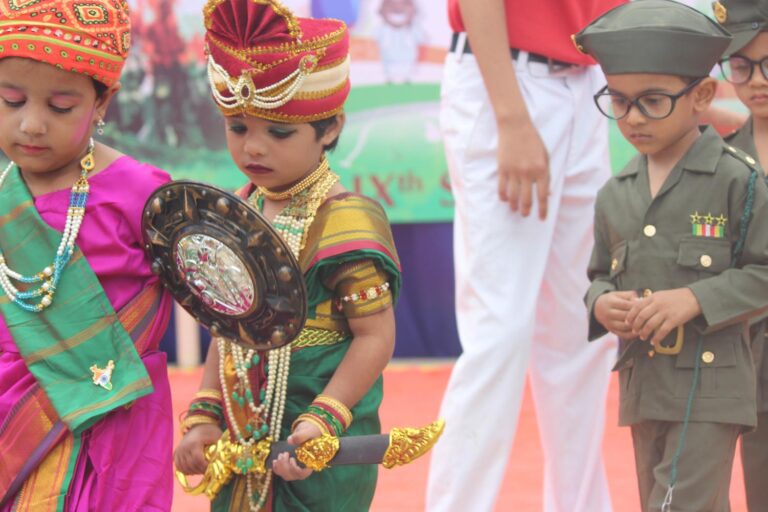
[325,259,393,318]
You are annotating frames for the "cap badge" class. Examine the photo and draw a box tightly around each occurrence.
[712,1,727,24]
[570,34,586,54]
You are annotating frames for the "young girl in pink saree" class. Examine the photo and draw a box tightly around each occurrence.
[0,1,174,510]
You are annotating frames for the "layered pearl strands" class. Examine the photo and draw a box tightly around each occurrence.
[215,159,338,511]
[0,139,95,312]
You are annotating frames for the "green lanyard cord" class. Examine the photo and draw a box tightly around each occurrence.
[732,171,759,261]
[663,168,760,512]
[661,336,704,512]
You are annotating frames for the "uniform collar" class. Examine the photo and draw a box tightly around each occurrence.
[616,125,724,179]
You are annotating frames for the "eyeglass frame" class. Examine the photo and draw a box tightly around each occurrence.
[718,54,768,84]
[592,77,705,121]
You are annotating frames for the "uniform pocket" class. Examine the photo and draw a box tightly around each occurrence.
[674,326,743,399]
[676,236,731,273]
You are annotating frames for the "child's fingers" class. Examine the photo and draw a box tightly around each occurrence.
[288,421,322,445]
[624,300,643,325]
[606,307,631,321]
[289,457,312,479]
[611,324,636,340]
[272,452,312,481]
[176,450,202,476]
[649,320,675,348]
[628,300,656,333]
[191,449,209,474]
[271,452,289,478]
[637,310,664,341]
[614,290,640,301]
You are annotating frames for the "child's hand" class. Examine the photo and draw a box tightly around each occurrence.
[272,420,322,481]
[594,290,639,339]
[174,423,223,475]
[625,288,702,347]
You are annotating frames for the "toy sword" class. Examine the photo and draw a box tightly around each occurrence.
[176,420,445,500]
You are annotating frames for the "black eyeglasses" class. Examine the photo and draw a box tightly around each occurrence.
[593,77,704,121]
[719,55,768,84]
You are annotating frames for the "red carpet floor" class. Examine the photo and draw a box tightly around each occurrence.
[170,362,747,511]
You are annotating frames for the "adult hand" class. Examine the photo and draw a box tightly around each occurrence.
[625,288,702,348]
[497,119,550,219]
[174,423,223,475]
[271,420,320,481]
[594,290,639,339]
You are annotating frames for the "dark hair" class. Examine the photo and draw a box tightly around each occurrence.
[309,115,342,152]
[92,79,108,99]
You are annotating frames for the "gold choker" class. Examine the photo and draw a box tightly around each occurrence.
[258,157,331,201]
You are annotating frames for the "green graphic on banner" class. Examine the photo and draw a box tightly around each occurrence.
[331,83,452,223]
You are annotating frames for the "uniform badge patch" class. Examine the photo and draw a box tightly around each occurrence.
[90,360,115,391]
[691,211,726,238]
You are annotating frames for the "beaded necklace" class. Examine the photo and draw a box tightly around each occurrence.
[218,158,339,511]
[0,139,95,313]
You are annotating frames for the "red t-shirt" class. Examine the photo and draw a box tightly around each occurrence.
[448,0,626,65]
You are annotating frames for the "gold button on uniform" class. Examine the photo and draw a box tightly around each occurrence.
[643,225,657,237]
[700,254,712,268]
[611,258,618,271]
[702,351,715,364]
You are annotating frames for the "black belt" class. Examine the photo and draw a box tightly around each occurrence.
[449,32,575,69]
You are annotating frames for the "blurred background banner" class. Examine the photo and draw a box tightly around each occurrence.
[112,0,454,223]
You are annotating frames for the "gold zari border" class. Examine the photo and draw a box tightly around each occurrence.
[291,327,347,348]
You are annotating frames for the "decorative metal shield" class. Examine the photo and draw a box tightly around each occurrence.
[142,181,307,350]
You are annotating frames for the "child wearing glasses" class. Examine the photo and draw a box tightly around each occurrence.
[576,1,768,510]
[715,1,768,510]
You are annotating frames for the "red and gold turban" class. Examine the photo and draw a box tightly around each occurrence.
[204,0,350,122]
[0,0,130,86]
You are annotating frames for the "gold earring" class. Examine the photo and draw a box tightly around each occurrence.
[96,118,106,136]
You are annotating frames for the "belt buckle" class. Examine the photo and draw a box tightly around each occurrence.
[654,325,685,355]
[635,288,685,356]
[546,58,574,76]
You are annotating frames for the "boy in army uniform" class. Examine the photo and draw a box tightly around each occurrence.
[715,1,768,510]
[576,1,768,510]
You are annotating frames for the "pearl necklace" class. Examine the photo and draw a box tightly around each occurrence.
[0,139,95,313]
[217,159,339,511]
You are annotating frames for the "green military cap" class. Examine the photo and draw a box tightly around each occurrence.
[713,0,768,56]
[573,0,732,76]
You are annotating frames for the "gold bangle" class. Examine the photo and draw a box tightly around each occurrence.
[292,413,331,436]
[180,415,219,435]
[315,394,353,427]
[194,389,223,401]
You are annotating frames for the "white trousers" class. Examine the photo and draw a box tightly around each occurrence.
[426,52,617,512]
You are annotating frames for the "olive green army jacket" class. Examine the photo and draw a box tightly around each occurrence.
[586,126,768,428]
[725,117,768,413]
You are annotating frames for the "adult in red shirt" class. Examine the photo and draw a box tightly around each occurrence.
[426,1,624,511]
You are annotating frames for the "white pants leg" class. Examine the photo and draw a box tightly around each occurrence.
[425,52,616,512]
